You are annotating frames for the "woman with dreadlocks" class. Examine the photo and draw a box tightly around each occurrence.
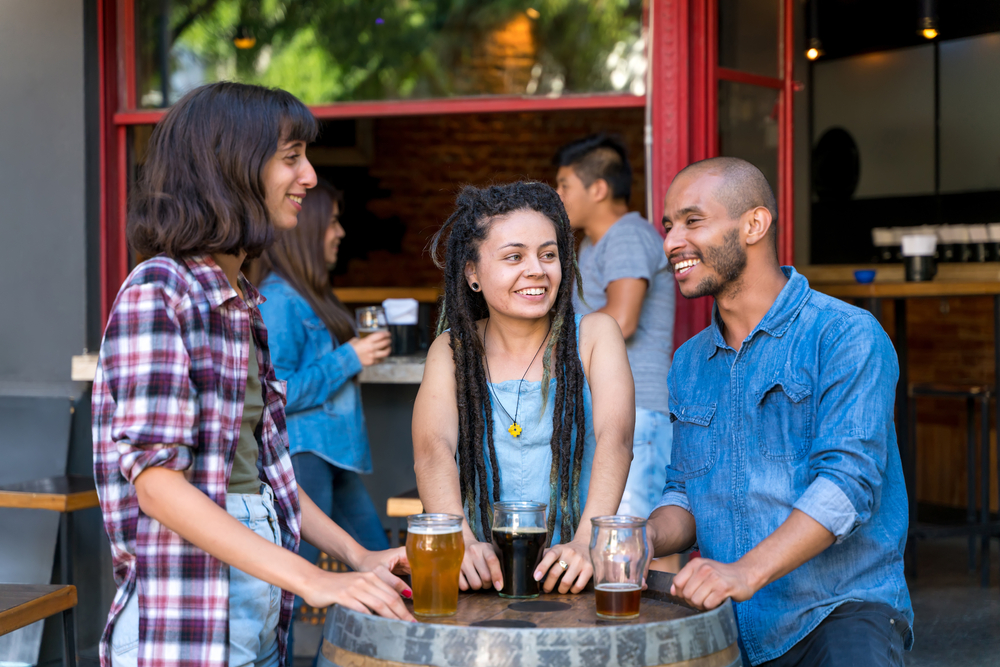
[413,181,635,595]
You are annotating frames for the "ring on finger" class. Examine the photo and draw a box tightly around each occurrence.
[558,559,569,571]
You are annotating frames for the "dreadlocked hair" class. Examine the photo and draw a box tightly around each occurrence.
[429,182,588,543]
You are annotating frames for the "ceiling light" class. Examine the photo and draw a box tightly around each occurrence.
[805,38,824,61]
[918,0,938,40]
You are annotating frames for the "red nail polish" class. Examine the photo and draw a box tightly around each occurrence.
[402,589,412,599]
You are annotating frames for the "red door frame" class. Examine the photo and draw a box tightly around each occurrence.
[653,0,796,350]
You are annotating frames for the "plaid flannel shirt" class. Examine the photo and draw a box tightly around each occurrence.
[93,255,301,667]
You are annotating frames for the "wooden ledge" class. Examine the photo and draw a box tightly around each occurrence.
[0,584,77,635]
[0,475,99,512]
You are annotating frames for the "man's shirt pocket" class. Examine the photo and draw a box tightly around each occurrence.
[755,378,814,461]
[668,403,718,479]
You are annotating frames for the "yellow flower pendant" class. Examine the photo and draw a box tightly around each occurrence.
[508,423,523,437]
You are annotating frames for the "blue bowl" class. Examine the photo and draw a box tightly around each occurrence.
[854,269,877,284]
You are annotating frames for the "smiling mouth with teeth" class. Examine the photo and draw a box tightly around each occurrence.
[515,287,546,296]
[672,258,701,275]
[288,195,302,204]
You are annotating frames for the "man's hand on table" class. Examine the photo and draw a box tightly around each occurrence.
[460,538,504,591]
[669,557,759,611]
[535,538,593,594]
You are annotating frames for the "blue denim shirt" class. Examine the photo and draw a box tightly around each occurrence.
[258,275,371,473]
[656,267,912,664]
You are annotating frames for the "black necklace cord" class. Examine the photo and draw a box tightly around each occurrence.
[482,316,552,435]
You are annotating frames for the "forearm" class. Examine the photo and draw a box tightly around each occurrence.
[573,432,631,541]
[135,466,315,596]
[647,505,697,556]
[413,439,476,541]
[738,509,835,591]
[299,487,366,569]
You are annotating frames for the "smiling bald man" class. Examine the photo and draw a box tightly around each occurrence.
[646,157,913,666]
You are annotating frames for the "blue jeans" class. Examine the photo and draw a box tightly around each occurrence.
[618,407,673,519]
[756,601,909,666]
[288,454,387,661]
[110,485,283,667]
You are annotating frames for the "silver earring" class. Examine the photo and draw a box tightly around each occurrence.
[471,282,480,291]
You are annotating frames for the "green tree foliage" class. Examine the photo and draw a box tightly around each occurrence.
[136,0,644,106]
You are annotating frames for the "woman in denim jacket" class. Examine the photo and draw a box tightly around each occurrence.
[256,180,391,557]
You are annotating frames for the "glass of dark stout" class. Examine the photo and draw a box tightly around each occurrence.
[491,501,548,599]
[589,515,649,619]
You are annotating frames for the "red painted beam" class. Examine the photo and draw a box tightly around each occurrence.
[114,93,646,126]
[778,0,795,266]
[653,0,714,350]
[717,67,783,90]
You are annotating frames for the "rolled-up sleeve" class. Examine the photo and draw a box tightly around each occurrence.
[654,488,692,514]
[103,283,199,483]
[796,314,898,543]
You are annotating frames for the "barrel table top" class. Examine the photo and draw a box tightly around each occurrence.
[320,571,741,667]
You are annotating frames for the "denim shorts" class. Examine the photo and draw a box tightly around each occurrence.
[618,407,673,519]
[110,484,283,667]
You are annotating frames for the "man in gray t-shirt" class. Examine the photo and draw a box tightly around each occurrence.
[555,133,676,519]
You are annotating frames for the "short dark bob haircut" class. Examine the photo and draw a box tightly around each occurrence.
[128,82,318,260]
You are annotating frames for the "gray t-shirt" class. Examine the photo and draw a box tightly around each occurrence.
[573,212,674,414]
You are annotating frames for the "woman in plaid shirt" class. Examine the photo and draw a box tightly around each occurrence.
[92,83,414,667]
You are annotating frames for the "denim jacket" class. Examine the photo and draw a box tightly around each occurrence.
[258,274,371,473]
[657,267,912,664]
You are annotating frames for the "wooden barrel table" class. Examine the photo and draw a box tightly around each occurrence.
[318,571,741,667]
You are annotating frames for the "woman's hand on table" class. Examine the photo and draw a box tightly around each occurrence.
[356,546,411,577]
[348,331,391,366]
[460,538,504,592]
[535,538,593,594]
[301,569,415,622]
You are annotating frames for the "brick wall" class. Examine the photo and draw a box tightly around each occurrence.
[881,297,1000,512]
[334,107,646,287]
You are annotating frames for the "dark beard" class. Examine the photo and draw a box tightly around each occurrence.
[683,228,747,299]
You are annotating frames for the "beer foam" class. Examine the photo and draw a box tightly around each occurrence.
[407,524,462,535]
[493,526,547,534]
[595,583,642,591]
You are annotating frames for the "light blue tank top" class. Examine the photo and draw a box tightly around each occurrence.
[474,314,596,545]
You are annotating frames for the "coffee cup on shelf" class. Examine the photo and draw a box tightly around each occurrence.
[969,225,989,262]
[901,234,937,282]
[871,228,896,263]
[987,223,1000,262]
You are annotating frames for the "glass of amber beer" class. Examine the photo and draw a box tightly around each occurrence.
[491,502,548,598]
[406,514,464,617]
[589,515,649,619]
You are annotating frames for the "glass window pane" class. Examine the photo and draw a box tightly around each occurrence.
[135,1,646,108]
[718,0,779,77]
[718,81,779,193]
[940,33,1000,193]
[813,46,934,198]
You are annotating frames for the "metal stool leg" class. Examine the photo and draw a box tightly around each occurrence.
[980,394,992,588]
[967,396,977,571]
[59,512,77,667]
[907,394,918,577]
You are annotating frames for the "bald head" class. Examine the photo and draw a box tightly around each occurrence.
[678,157,777,231]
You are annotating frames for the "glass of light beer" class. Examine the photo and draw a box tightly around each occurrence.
[589,515,648,619]
[355,306,387,338]
[491,501,548,599]
[406,514,464,617]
